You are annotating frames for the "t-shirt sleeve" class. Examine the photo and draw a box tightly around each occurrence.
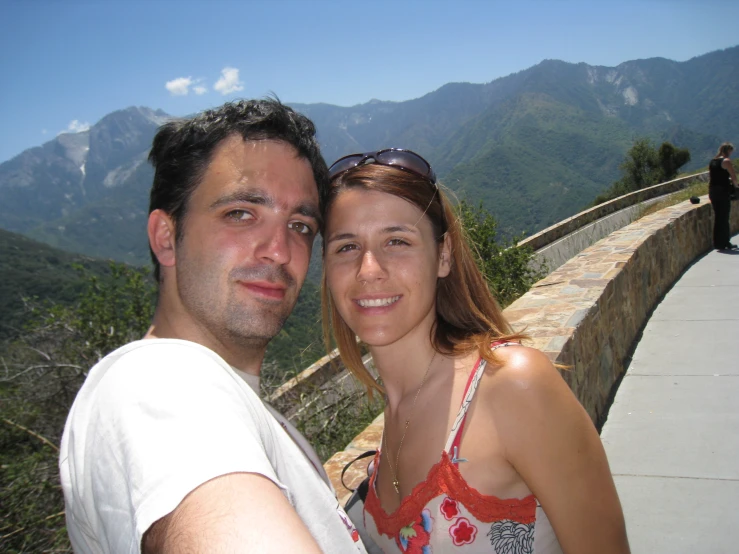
[83,343,282,545]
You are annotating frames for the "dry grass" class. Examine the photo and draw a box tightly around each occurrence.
[637,181,709,219]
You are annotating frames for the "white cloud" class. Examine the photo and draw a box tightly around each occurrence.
[193,85,208,95]
[214,67,244,95]
[41,129,48,135]
[165,76,194,96]
[65,120,91,133]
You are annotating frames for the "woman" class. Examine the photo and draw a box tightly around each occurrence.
[708,142,737,250]
[322,149,630,554]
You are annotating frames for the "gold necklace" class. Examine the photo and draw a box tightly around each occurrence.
[382,351,437,496]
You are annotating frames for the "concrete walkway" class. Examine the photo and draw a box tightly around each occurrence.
[601,236,739,553]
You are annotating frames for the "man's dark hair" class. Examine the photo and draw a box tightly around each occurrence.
[147,98,329,281]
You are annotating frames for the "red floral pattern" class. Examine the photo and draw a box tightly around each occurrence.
[440,497,459,520]
[449,517,478,546]
[396,509,433,553]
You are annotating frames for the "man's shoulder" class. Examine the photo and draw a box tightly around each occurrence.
[102,337,227,364]
[80,338,251,411]
[94,338,231,379]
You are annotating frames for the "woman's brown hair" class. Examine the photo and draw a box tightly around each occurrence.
[321,163,526,394]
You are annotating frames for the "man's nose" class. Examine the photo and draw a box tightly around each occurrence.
[255,223,291,265]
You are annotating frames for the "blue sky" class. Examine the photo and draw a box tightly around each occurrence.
[1,0,737,164]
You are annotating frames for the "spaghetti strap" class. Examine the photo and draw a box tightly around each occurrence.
[443,341,520,461]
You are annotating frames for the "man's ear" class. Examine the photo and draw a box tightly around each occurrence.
[148,209,177,269]
[438,234,452,278]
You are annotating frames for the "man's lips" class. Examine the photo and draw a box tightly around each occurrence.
[239,280,287,300]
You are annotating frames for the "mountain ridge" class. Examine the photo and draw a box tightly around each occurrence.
[1,46,737,264]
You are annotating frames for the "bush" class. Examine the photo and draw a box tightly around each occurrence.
[0,263,154,552]
[594,138,690,205]
[458,200,546,307]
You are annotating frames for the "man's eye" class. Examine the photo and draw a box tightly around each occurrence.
[289,221,314,235]
[226,210,253,221]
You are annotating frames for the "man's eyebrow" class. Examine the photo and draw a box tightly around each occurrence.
[209,190,271,210]
[209,189,320,222]
[296,203,321,223]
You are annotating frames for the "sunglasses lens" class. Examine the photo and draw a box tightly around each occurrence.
[376,150,436,184]
[328,155,363,181]
[328,149,437,185]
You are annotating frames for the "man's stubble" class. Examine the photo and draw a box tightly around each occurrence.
[176,246,300,351]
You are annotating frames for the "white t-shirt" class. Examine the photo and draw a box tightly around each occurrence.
[59,338,366,553]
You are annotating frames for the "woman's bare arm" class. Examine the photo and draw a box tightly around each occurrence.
[721,157,737,184]
[142,472,323,554]
[489,348,630,554]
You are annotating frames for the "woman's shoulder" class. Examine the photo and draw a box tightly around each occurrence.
[477,345,595,453]
[479,344,572,412]
[485,343,558,381]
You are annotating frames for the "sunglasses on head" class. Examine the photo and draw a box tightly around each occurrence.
[328,148,437,186]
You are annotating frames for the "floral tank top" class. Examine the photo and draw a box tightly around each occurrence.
[363,342,563,554]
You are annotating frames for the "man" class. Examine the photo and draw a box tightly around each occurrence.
[59,99,366,553]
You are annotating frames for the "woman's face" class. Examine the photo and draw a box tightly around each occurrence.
[324,188,450,348]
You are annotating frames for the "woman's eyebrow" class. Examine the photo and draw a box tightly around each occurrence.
[382,225,418,234]
[326,232,356,244]
[326,225,418,243]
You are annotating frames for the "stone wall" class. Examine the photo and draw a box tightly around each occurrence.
[519,172,708,252]
[267,350,342,413]
[324,195,737,504]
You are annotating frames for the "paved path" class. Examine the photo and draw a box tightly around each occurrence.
[601,236,739,553]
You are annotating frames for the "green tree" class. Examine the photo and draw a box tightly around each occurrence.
[617,138,661,194]
[1,263,155,552]
[595,138,691,203]
[657,141,691,182]
[458,200,546,308]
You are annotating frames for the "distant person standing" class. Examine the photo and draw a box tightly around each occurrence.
[709,142,738,250]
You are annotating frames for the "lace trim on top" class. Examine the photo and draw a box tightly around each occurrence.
[366,341,534,538]
[365,450,537,538]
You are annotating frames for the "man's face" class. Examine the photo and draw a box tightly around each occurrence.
[173,137,319,351]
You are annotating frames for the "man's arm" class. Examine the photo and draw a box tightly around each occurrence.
[142,472,322,554]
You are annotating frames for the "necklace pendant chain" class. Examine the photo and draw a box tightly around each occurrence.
[383,351,438,498]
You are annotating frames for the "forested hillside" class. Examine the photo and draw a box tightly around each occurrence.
[0,229,112,342]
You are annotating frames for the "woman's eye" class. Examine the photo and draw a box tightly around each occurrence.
[388,238,409,246]
[336,243,358,253]
[226,210,253,221]
[289,221,314,235]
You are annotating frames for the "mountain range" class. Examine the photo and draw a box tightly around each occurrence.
[1,46,737,267]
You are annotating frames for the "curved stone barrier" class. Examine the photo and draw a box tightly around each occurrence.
[325,194,737,504]
[267,349,342,413]
[508,194,734,423]
[518,172,708,253]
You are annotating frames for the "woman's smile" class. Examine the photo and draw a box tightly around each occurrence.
[355,295,402,309]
